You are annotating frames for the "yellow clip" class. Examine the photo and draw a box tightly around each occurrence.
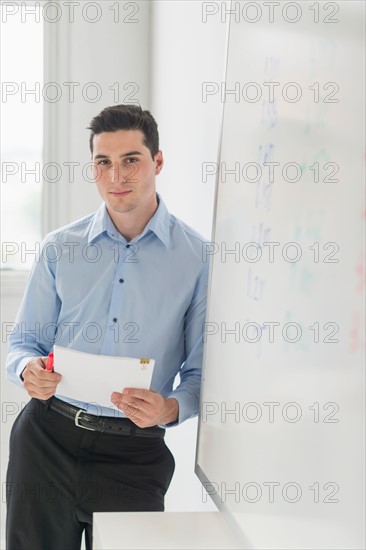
[140,358,150,364]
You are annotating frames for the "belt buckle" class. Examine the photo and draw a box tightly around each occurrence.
[75,409,95,431]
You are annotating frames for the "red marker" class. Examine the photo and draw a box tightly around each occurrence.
[46,352,54,372]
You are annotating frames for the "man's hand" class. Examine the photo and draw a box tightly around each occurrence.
[22,358,62,400]
[111,388,179,428]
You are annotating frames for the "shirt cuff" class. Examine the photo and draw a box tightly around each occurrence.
[15,357,33,386]
[158,390,198,428]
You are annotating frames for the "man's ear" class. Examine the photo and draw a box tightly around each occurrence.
[155,151,164,175]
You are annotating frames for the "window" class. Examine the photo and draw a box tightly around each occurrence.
[1,3,43,270]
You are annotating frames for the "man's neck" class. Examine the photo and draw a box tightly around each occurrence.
[107,195,159,242]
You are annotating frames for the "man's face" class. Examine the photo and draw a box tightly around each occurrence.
[91,129,163,216]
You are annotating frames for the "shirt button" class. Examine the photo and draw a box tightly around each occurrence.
[119,278,124,283]
[112,317,118,323]
[125,244,130,249]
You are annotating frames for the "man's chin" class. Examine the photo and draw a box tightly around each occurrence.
[109,202,137,214]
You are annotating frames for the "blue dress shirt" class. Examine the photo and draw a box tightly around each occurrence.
[6,194,209,426]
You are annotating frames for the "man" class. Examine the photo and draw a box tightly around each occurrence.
[6,105,208,550]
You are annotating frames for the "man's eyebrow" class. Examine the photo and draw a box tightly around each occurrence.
[93,151,143,159]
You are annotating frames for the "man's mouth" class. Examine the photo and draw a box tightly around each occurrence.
[109,190,132,196]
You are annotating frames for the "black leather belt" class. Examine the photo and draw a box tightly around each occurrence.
[48,397,165,438]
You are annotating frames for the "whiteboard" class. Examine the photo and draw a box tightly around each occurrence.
[195,2,365,549]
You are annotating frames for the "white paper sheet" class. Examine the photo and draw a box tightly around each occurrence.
[54,345,154,408]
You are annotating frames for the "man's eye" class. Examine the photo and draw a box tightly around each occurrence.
[125,157,138,164]
[97,159,109,166]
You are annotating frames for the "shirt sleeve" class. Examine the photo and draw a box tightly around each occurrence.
[5,237,61,387]
[160,262,209,427]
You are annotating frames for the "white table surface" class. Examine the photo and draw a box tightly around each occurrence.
[93,511,244,549]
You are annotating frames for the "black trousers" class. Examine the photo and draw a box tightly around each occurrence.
[6,398,175,550]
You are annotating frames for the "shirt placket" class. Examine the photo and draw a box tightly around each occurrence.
[99,238,135,355]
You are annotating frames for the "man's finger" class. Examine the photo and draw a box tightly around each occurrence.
[25,383,56,399]
[28,365,61,382]
[121,388,157,403]
[111,392,153,415]
[118,404,153,428]
[25,371,61,386]
[121,405,142,423]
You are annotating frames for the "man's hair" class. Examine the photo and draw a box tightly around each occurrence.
[88,104,159,159]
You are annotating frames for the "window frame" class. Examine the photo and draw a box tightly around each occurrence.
[1,6,71,286]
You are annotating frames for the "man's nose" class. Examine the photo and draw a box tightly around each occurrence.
[110,162,126,184]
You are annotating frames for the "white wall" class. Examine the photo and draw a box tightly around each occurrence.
[43,0,152,232]
[151,0,227,237]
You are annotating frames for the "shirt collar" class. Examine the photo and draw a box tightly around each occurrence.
[88,193,170,248]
